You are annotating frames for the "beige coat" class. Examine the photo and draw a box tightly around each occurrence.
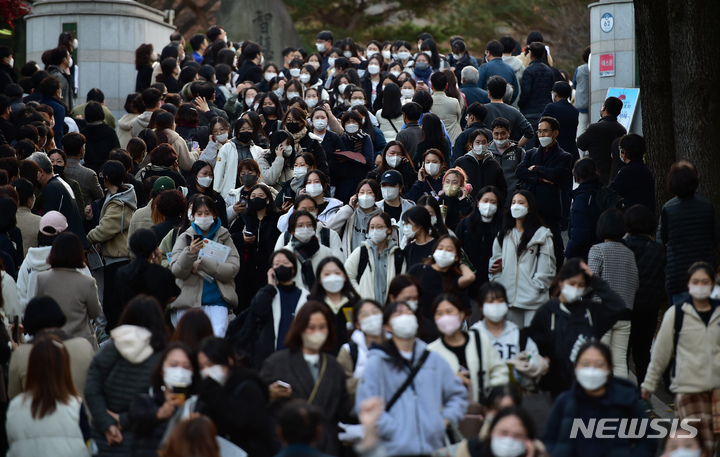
[35,268,102,349]
[15,207,41,257]
[8,335,95,399]
[431,92,463,143]
[170,225,240,310]
[86,184,137,259]
[161,128,198,172]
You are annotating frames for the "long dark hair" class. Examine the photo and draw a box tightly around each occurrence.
[417,195,449,236]
[381,82,403,119]
[423,235,463,294]
[480,406,536,455]
[421,113,445,150]
[309,257,361,305]
[247,183,280,216]
[497,190,543,256]
[149,342,199,393]
[471,185,505,220]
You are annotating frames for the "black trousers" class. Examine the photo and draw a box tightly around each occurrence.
[630,300,661,384]
[103,260,130,331]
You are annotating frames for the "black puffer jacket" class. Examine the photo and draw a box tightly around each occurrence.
[518,60,555,118]
[456,209,503,287]
[128,388,170,457]
[658,195,718,295]
[297,133,330,179]
[454,152,508,201]
[565,178,603,261]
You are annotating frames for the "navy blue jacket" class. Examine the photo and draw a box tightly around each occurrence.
[541,99,579,161]
[39,97,66,148]
[609,160,655,215]
[565,178,603,261]
[518,60,555,119]
[478,58,519,104]
[515,142,573,220]
[459,84,490,107]
[543,378,657,457]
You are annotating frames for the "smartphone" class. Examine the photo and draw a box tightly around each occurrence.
[191,141,199,150]
[284,195,293,203]
[193,234,203,243]
[243,230,254,237]
[12,316,19,342]
[172,385,189,405]
[238,197,247,206]
[277,380,291,389]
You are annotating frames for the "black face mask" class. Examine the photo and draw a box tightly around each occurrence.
[53,165,65,176]
[285,122,302,134]
[240,174,258,187]
[274,265,294,283]
[236,131,253,144]
[249,197,268,211]
[262,106,276,118]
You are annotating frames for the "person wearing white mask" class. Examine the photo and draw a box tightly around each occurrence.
[326,179,382,255]
[456,186,504,291]
[337,299,386,399]
[213,118,263,198]
[276,152,316,207]
[278,210,334,291]
[260,301,353,456]
[187,160,228,227]
[400,206,437,269]
[472,282,546,392]
[356,300,467,457]
[544,341,656,457]
[275,195,344,259]
[345,213,406,302]
[376,170,415,244]
[489,190,556,328]
[310,107,345,158]
[399,78,417,102]
[278,169,342,232]
[199,117,231,168]
[526,259,625,398]
[170,195,240,337]
[308,257,361,351]
[659,430,705,457]
[331,110,374,203]
[428,293,509,404]
[368,141,417,193]
[642,262,720,457]
[394,41,415,73]
[195,337,280,457]
[361,55,385,109]
[258,129,297,188]
[407,148,446,201]
[407,235,475,340]
[375,82,405,141]
[455,129,508,201]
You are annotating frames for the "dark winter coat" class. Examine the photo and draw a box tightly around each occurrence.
[406,174,442,202]
[115,259,180,311]
[41,175,88,249]
[540,99,580,161]
[565,178,603,261]
[236,60,263,85]
[577,115,627,185]
[657,195,718,296]
[609,160,655,215]
[518,60,555,119]
[81,123,122,174]
[456,209,503,286]
[623,234,666,311]
[516,142,573,220]
[367,160,417,192]
[451,121,492,164]
[454,152,508,201]
[127,389,170,457]
[543,378,657,457]
[298,133,330,179]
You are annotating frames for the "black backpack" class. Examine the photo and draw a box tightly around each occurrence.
[357,245,405,278]
[589,185,625,214]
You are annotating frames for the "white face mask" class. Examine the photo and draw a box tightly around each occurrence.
[390,314,418,339]
[358,194,375,209]
[510,204,528,219]
[197,176,213,188]
[264,72,277,82]
[367,64,381,75]
[423,50,432,57]
[433,249,456,268]
[287,91,300,100]
[73,38,79,49]
[575,367,609,391]
[305,182,323,197]
[483,303,508,323]
[194,215,214,231]
[435,314,462,336]
[391,70,402,78]
[386,156,402,168]
[294,226,315,243]
[316,43,326,52]
[321,274,345,293]
[561,283,585,303]
[313,119,327,131]
[401,88,415,99]
[201,365,227,385]
[8,58,14,68]
[343,51,353,58]
[368,228,388,245]
[402,224,417,240]
[430,215,438,226]
[305,98,318,108]
[382,50,392,60]
[283,145,294,157]
[293,166,308,179]
[350,99,365,107]
[215,133,228,143]
[381,186,399,201]
[490,436,526,457]
[163,366,193,389]
[397,51,411,61]
[245,98,255,107]
[302,331,328,351]
[494,138,509,148]
[328,57,336,67]
[473,144,489,156]
[478,202,497,219]
[405,300,419,311]
[360,314,383,336]
[337,83,347,94]
[345,123,360,134]
[452,53,462,60]
[366,50,378,58]
[424,162,440,176]
[289,68,301,77]
[670,449,702,457]
[68,56,74,68]
[689,284,713,300]
[538,135,554,147]
[300,74,311,84]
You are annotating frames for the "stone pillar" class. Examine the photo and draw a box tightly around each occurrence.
[218,0,302,62]
[588,0,641,133]
[25,0,175,120]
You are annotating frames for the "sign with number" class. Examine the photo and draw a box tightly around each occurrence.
[601,13,614,33]
[599,53,615,77]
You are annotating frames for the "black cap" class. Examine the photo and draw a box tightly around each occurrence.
[380,169,403,186]
[24,296,67,336]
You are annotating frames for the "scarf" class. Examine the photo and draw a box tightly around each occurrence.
[345,129,368,144]
[191,218,221,241]
[291,126,308,145]
[292,236,320,288]
[414,66,432,84]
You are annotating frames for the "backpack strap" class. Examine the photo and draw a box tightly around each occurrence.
[283,231,291,246]
[348,341,359,367]
[387,118,399,134]
[393,248,405,275]
[671,302,685,376]
[385,349,430,411]
[357,245,370,278]
[519,328,529,352]
[471,329,485,404]
[320,227,331,248]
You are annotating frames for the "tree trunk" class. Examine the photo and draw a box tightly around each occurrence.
[633,0,675,215]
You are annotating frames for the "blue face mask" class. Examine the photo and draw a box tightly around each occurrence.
[415,61,429,71]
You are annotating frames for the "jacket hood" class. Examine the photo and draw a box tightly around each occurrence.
[111,324,154,363]
[24,246,52,270]
[307,132,323,142]
[135,110,153,128]
[105,183,138,211]
[163,128,181,142]
[118,113,138,129]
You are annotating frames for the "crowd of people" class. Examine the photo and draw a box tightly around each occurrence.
[0,24,717,457]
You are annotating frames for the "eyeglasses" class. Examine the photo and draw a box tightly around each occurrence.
[536,129,554,135]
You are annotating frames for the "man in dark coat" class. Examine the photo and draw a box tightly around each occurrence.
[516,116,573,269]
[577,96,627,185]
[0,47,17,94]
[609,133,655,216]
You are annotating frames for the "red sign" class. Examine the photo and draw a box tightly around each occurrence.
[599,53,615,77]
